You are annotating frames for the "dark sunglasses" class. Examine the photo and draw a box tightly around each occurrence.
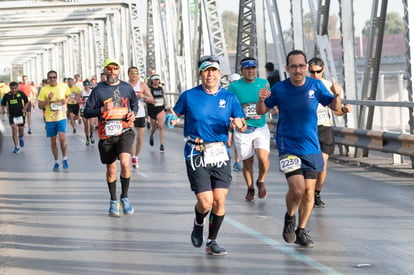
[198,55,220,67]
[48,76,57,79]
[309,69,323,74]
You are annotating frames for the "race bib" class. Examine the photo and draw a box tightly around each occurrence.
[70,93,77,99]
[104,120,123,136]
[203,142,229,165]
[242,103,260,119]
[279,155,302,174]
[154,97,164,107]
[13,116,24,125]
[50,101,63,111]
[317,109,330,124]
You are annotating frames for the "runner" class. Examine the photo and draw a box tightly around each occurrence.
[147,74,167,152]
[127,66,154,168]
[169,55,246,255]
[80,79,96,146]
[83,58,138,217]
[1,81,29,153]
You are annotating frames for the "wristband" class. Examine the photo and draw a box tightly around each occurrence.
[341,106,346,113]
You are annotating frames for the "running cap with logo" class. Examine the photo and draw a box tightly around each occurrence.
[241,59,257,68]
[83,80,91,85]
[198,55,221,72]
[103,58,120,68]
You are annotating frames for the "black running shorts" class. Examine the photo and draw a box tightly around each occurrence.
[133,117,146,128]
[318,125,335,155]
[185,156,232,194]
[98,129,135,164]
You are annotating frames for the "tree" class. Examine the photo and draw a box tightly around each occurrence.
[221,11,238,52]
[362,12,404,36]
[303,13,340,40]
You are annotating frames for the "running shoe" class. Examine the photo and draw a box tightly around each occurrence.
[314,194,326,208]
[160,144,165,152]
[121,197,135,215]
[108,200,120,217]
[256,181,268,199]
[149,136,154,146]
[13,147,20,154]
[28,128,32,134]
[86,139,90,146]
[53,163,59,172]
[295,228,314,247]
[132,156,137,168]
[205,240,227,256]
[90,135,95,144]
[245,188,255,202]
[283,212,296,243]
[62,159,69,170]
[191,222,204,248]
[232,162,242,171]
[19,137,24,148]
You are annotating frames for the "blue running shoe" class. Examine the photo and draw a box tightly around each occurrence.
[19,137,24,148]
[108,200,120,217]
[233,162,242,171]
[13,147,20,154]
[121,197,135,215]
[62,159,69,170]
[53,163,59,172]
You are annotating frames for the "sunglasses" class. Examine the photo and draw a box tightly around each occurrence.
[129,71,139,75]
[48,76,57,79]
[309,69,323,74]
[198,55,220,67]
[106,65,119,71]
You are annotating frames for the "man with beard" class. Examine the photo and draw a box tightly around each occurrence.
[256,50,341,247]
[83,58,138,217]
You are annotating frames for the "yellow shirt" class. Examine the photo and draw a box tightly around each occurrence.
[38,83,71,122]
[67,85,81,104]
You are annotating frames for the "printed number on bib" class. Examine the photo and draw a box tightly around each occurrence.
[50,101,63,111]
[104,120,123,136]
[13,116,24,125]
[317,110,330,124]
[242,103,259,119]
[203,142,229,165]
[279,155,302,174]
[154,98,164,107]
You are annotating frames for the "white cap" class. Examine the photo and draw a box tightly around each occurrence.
[229,73,241,83]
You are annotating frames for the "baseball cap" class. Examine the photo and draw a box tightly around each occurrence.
[103,58,120,68]
[229,73,241,83]
[83,80,91,85]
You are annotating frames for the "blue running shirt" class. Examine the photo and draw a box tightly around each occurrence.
[173,85,245,143]
[264,77,334,155]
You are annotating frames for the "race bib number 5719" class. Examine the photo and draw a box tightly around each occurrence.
[279,155,302,174]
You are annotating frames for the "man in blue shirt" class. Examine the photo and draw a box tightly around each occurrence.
[256,50,341,247]
[169,55,246,256]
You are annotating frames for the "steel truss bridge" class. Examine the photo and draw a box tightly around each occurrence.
[1,0,414,157]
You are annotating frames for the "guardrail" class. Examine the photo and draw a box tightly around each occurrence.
[332,126,414,157]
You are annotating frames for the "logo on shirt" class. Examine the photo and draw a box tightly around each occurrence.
[308,89,315,98]
[218,99,226,108]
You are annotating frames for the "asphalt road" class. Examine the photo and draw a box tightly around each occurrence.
[1,111,413,275]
